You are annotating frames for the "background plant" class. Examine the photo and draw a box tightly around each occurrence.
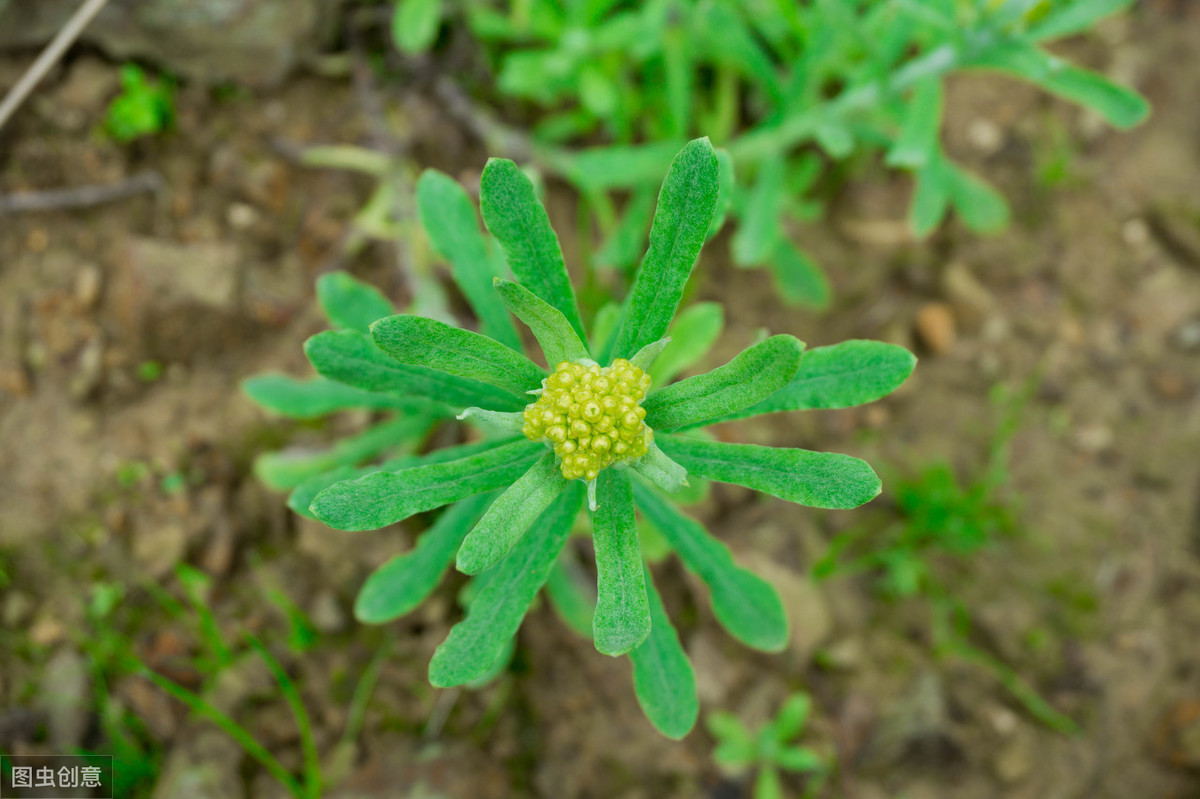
[708,693,831,799]
[251,137,915,737]
[382,0,1149,308]
[103,63,174,142]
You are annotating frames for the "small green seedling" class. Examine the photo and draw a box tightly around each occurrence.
[104,64,174,142]
[258,137,914,737]
[708,693,830,799]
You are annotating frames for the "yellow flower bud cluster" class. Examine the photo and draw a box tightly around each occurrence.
[522,359,653,481]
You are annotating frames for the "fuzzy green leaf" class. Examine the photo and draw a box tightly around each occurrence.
[769,240,830,309]
[910,153,952,238]
[494,278,589,367]
[657,437,881,510]
[632,481,787,651]
[630,338,671,372]
[243,374,422,418]
[945,159,1009,233]
[589,302,622,357]
[310,438,541,530]
[768,694,812,741]
[355,492,496,624]
[644,335,804,431]
[721,340,916,421]
[732,155,785,266]
[592,469,651,655]
[316,272,394,333]
[456,452,567,575]
[630,442,689,494]
[610,138,721,359]
[886,77,944,169]
[646,302,723,386]
[392,0,442,55]
[429,482,584,686]
[415,170,521,350]
[479,158,586,339]
[305,330,527,411]
[630,568,698,739]
[255,414,435,491]
[286,438,501,521]
[370,314,545,397]
[1029,0,1131,41]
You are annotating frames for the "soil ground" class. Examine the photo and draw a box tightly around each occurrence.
[2,4,1200,798]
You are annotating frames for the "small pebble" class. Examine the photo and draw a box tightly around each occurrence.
[915,302,957,354]
[967,118,1004,155]
[74,265,102,309]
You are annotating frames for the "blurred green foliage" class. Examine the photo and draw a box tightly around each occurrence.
[708,693,830,799]
[104,64,174,142]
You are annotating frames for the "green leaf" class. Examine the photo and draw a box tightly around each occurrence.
[559,140,684,192]
[592,469,651,655]
[494,278,589,367]
[732,155,785,266]
[910,153,952,238]
[775,745,824,773]
[456,452,567,575]
[657,437,881,510]
[428,482,584,686]
[694,0,782,101]
[971,41,1148,129]
[767,693,812,741]
[644,335,804,431]
[630,442,689,494]
[286,438,501,521]
[769,240,830,310]
[707,710,752,746]
[597,188,657,270]
[415,170,521,350]
[630,338,671,371]
[755,766,783,799]
[945,159,1010,233]
[610,138,721,359]
[632,481,787,651]
[479,158,586,339]
[371,314,545,396]
[305,330,527,411]
[316,273,394,333]
[589,302,622,356]
[646,302,723,386]
[255,414,434,490]
[723,340,916,420]
[629,568,698,739]
[354,492,496,624]
[886,77,944,169]
[243,374,421,418]
[310,438,541,530]
[545,550,596,638]
[392,0,442,54]
[712,737,755,769]
[1029,0,1133,42]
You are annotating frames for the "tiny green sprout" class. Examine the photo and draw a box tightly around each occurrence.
[104,64,174,143]
[708,693,829,799]
[256,137,915,738]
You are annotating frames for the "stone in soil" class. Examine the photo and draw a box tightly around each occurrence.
[915,302,957,354]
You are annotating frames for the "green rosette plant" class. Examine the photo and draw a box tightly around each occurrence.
[292,137,913,737]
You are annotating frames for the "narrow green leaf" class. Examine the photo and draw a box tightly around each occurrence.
[630,568,698,739]
[657,436,881,510]
[592,469,651,655]
[945,160,1010,233]
[707,711,753,747]
[494,278,589,367]
[355,492,497,624]
[305,330,527,411]
[456,452,567,575]
[646,302,723,386]
[429,482,584,686]
[479,158,586,339]
[456,407,525,435]
[886,77,944,168]
[629,441,689,494]
[732,155,785,266]
[415,170,521,350]
[311,438,541,530]
[1029,0,1133,42]
[725,341,915,420]
[768,694,812,741]
[769,240,830,310]
[286,437,502,521]
[255,414,434,490]
[755,766,784,799]
[775,745,824,773]
[370,315,545,396]
[316,273,394,333]
[545,549,596,638]
[663,22,692,139]
[644,336,804,431]
[694,0,782,100]
[971,41,1149,129]
[243,374,422,418]
[610,138,721,359]
[558,140,683,192]
[632,481,787,651]
[392,0,442,54]
[910,153,952,238]
[630,338,671,371]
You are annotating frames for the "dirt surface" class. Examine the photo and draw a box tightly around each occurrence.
[2,5,1200,798]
